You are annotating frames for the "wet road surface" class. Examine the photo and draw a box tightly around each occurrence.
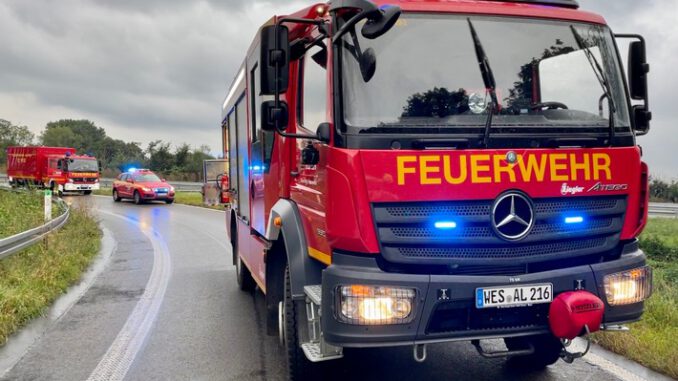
[0,195,639,380]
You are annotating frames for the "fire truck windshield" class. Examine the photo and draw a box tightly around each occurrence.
[68,159,98,172]
[340,14,631,144]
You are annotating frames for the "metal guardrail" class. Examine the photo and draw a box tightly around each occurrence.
[0,190,70,260]
[648,202,678,218]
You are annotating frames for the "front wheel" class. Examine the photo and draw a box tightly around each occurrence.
[165,199,174,204]
[133,191,142,205]
[113,189,121,202]
[505,334,563,369]
[283,265,316,380]
[83,190,92,195]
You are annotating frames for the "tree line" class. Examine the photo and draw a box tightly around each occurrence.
[1,118,215,181]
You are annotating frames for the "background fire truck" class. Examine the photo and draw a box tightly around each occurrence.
[220,0,653,379]
[6,146,101,195]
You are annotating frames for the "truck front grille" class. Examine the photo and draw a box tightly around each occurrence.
[372,196,626,267]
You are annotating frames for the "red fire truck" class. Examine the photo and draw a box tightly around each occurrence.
[7,146,101,195]
[221,0,653,378]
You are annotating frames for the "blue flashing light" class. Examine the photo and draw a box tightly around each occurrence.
[128,167,138,173]
[564,216,584,224]
[434,221,457,229]
[252,165,262,171]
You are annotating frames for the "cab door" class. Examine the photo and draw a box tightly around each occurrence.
[290,42,331,264]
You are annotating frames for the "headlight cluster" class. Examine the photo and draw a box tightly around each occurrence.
[337,285,416,325]
[604,266,652,306]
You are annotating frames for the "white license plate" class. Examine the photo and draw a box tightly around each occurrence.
[475,283,553,309]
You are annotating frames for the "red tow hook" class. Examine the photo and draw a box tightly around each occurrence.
[549,290,605,363]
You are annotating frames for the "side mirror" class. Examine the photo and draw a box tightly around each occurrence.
[359,47,377,82]
[628,40,649,100]
[127,178,134,184]
[616,34,651,135]
[162,178,167,182]
[361,5,401,39]
[261,100,289,131]
[330,0,401,43]
[633,105,652,135]
[317,122,331,143]
[261,25,290,95]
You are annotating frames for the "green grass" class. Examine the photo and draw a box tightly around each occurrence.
[593,218,678,379]
[0,190,64,238]
[0,203,101,345]
[94,187,224,210]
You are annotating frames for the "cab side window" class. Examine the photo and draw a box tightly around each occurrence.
[299,43,328,133]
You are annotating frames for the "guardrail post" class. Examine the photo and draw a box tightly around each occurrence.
[44,190,52,249]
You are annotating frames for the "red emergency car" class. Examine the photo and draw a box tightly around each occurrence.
[112,169,175,204]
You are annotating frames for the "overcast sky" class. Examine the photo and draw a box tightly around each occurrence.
[1,0,676,178]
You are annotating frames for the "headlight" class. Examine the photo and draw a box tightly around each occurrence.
[604,266,652,306]
[337,285,416,325]
[170,186,175,192]
[68,179,74,183]
[142,187,152,192]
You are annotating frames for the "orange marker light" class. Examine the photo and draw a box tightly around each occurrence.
[274,217,282,227]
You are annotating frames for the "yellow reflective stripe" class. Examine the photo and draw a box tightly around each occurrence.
[308,247,331,265]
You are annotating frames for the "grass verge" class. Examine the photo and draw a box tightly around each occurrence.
[0,203,101,345]
[592,218,678,379]
[0,190,63,238]
[93,187,223,210]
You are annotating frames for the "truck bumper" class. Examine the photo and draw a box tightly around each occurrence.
[64,183,100,191]
[321,241,647,348]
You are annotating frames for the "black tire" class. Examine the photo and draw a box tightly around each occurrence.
[113,189,121,202]
[165,199,174,204]
[133,191,142,205]
[283,265,316,380]
[505,334,563,369]
[233,227,255,292]
[83,190,92,195]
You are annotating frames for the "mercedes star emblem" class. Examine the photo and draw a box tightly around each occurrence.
[491,192,534,241]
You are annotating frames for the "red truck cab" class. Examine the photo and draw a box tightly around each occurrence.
[221,1,653,378]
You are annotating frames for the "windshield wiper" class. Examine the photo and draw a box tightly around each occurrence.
[467,18,500,148]
[570,25,616,145]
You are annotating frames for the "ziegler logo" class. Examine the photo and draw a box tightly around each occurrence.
[561,183,584,195]
[588,182,628,192]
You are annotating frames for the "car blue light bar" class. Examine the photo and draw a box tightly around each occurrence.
[565,216,584,224]
[434,221,457,229]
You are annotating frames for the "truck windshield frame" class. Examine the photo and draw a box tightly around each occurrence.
[335,13,633,149]
[67,158,99,172]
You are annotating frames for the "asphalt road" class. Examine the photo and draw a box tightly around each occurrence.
[0,195,645,381]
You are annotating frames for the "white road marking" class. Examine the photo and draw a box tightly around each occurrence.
[584,352,646,381]
[86,210,172,381]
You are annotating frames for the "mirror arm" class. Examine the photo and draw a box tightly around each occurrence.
[331,11,369,44]
[276,131,321,140]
